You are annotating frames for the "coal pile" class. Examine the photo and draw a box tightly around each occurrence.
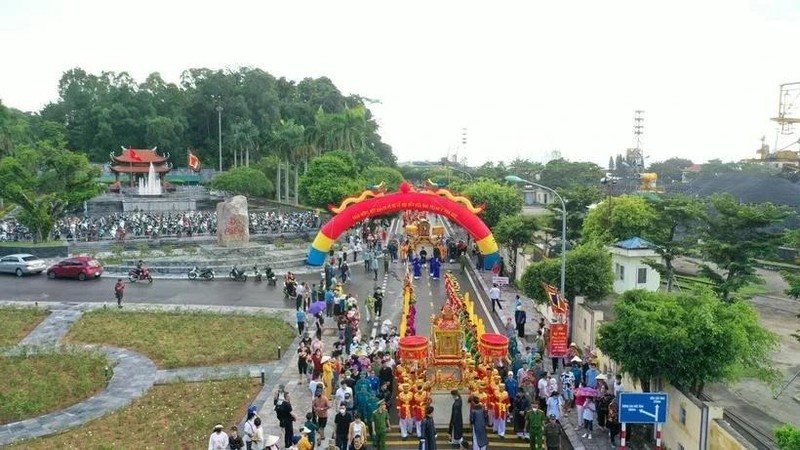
[688,173,800,207]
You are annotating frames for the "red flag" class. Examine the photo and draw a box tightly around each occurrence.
[188,152,201,171]
[542,282,568,314]
[127,149,142,162]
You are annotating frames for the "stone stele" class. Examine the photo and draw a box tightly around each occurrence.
[216,195,250,246]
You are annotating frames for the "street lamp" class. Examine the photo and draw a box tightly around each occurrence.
[216,105,223,172]
[505,175,567,297]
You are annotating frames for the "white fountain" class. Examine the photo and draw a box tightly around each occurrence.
[137,162,163,196]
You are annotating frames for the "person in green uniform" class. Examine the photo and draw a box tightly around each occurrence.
[371,399,390,450]
[524,401,546,450]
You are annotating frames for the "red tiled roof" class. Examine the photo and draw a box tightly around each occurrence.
[112,149,168,164]
[685,164,703,173]
[110,165,172,174]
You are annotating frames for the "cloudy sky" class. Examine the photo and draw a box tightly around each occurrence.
[2,0,800,167]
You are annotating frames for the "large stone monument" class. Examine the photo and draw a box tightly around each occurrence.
[216,195,250,246]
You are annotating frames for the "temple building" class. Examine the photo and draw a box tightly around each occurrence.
[109,147,172,187]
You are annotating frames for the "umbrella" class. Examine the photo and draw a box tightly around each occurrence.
[575,386,601,397]
[308,301,326,316]
[596,374,608,381]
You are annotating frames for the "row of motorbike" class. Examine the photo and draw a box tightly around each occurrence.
[187,265,278,285]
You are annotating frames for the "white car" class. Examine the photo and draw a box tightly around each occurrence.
[0,253,47,277]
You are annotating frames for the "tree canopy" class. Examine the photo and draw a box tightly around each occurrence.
[597,289,779,395]
[493,214,539,279]
[581,195,660,245]
[538,159,605,190]
[36,67,395,168]
[698,194,794,301]
[0,137,101,242]
[461,179,523,229]
[208,166,274,198]
[520,244,613,302]
[298,153,364,209]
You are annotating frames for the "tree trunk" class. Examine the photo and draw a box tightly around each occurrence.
[233,147,237,167]
[246,148,250,167]
[294,164,299,205]
[276,162,281,201]
[304,158,308,174]
[284,161,290,203]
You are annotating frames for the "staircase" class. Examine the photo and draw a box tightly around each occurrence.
[383,427,533,449]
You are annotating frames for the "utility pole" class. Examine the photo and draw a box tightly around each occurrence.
[216,105,223,172]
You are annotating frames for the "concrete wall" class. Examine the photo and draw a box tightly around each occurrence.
[709,419,759,450]
[661,383,724,450]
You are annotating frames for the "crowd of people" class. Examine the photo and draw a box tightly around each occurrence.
[0,210,320,242]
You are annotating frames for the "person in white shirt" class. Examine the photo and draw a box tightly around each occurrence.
[614,373,624,402]
[537,372,550,410]
[335,381,353,408]
[208,424,229,450]
[488,284,502,312]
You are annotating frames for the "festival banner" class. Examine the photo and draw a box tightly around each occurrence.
[548,323,569,358]
[542,282,568,315]
[188,151,201,171]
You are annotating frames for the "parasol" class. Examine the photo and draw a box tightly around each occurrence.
[308,301,326,316]
[575,386,600,397]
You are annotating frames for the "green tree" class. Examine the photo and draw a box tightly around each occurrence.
[361,166,404,191]
[208,166,274,198]
[0,140,101,242]
[520,244,613,302]
[539,159,605,190]
[581,195,660,245]
[647,157,693,184]
[462,179,523,229]
[644,195,705,291]
[775,424,800,450]
[597,289,779,395]
[493,214,539,279]
[699,194,794,301]
[299,153,363,209]
[555,185,604,242]
[508,158,544,182]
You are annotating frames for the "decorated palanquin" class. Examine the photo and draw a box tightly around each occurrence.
[431,305,464,365]
[405,219,445,251]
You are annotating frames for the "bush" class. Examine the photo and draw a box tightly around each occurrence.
[136,243,151,258]
[184,246,197,255]
[111,245,124,258]
[161,245,174,256]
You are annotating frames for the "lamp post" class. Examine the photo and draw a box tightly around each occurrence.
[216,105,223,172]
[505,175,567,297]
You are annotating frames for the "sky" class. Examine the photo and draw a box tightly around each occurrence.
[2,0,800,168]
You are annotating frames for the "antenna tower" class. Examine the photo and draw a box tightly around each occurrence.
[771,82,800,135]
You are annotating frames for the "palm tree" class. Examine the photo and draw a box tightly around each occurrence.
[270,119,304,203]
[313,105,368,153]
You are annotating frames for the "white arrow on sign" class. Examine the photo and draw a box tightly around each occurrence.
[637,404,659,421]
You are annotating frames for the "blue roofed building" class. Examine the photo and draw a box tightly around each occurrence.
[608,237,662,293]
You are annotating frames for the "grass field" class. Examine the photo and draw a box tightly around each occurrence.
[0,349,108,425]
[8,378,261,450]
[65,309,296,369]
[0,307,48,347]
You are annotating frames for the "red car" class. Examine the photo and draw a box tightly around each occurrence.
[46,256,104,281]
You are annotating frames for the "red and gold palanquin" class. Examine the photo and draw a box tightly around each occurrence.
[431,306,464,367]
[399,335,429,363]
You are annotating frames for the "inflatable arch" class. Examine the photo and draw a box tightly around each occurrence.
[307,181,499,270]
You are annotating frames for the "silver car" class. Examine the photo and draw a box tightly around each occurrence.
[0,253,47,277]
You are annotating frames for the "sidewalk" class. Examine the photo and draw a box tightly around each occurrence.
[470,264,614,450]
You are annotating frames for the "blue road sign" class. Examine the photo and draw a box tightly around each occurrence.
[619,392,668,424]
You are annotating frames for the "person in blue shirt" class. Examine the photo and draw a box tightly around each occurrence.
[505,371,518,399]
[585,362,599,389]
[571,361,583,390]
[296,308,306,337]
[325,288,335,317]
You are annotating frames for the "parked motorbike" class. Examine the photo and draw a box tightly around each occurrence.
[265,267,277,286]
[188,266,215,281]
[253,266,262,282]
[229,265,248,282]
[128,267,153,284]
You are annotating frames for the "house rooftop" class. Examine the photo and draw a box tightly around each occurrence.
[613,237,655,250]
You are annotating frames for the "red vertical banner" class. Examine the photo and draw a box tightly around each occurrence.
[548,323,569,358]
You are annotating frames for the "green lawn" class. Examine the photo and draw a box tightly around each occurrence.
[0,307,48,347]
[8,378,260,450]
[0,349,108,425]
[65,309,296,369]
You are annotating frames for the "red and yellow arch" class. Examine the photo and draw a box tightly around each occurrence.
[307,181,499,270]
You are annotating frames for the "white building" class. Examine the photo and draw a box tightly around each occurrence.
[608,237,661,293]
